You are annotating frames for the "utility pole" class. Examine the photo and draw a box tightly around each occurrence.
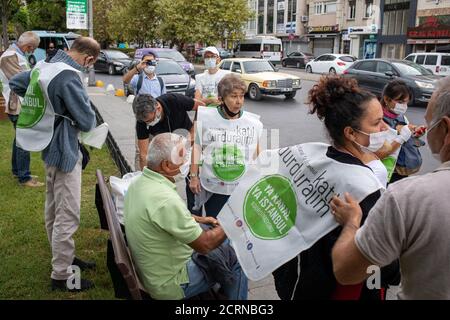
[88,0,96,86]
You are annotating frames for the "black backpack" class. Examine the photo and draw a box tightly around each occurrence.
[135,72,164,96]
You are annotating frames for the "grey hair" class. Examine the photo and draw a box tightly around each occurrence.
[17,31,40,47]
[146,133,187,170]
[133,94,157,121]
[432,76,450,124]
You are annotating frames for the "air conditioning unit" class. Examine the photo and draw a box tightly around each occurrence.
[301,16,309,22]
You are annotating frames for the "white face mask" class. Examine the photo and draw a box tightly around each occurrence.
[204,58,217,69]
[146,111,161,128]
[144,66,156,74]
[393,103,408,115]
[355,129,393,153]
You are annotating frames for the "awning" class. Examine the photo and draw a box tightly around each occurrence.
[407,38,450,44]
[307,33,339,38]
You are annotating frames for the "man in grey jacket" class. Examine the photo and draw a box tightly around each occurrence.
[10,37,100,292]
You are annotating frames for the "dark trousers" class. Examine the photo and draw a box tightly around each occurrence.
[8,114,31,183]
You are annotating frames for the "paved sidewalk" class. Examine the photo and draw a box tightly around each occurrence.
[88,86,280,300]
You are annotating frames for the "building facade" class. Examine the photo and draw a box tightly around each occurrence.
[377,0,417,59]
[340,0,381,59]
[407,0,450,52]
[245,0,309,54]
[305,0,342,56]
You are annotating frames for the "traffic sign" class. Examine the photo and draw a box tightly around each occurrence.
[288,33,295,41]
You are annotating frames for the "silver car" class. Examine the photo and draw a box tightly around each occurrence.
[124,58,195,97]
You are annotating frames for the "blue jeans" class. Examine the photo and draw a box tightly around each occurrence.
[182,257,248,300]
[8,114,31,183]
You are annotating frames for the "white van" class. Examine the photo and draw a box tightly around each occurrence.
[234,36,283,65]
[404,52,450,76]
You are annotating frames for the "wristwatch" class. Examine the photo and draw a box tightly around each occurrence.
[190,172,199,177]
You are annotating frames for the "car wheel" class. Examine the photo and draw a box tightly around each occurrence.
[306,65,312,73]
[108,64,116,75]
[329,67,336,74]
[282,61,286,67]
[248,83,262,101]
[285,91,297,99]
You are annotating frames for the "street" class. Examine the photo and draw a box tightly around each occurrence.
[94,68,439,175]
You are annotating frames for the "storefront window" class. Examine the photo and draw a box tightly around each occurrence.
[382,1,410,36]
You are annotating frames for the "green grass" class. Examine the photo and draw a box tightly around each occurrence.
[0,119,120,299]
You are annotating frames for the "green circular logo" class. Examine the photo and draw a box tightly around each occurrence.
[17,69,46,129]
[243,175,297,240]
[212,144,245,182]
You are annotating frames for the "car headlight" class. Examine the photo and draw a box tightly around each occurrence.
[292,79,301,87]
[415,81,434,89]
[262,80,277,88]
[114,62,124,67]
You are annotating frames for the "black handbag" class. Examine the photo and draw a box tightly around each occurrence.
[79,142,90,170]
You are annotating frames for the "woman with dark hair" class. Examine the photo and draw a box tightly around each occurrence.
[273,76,399,300]
[378,80,426,183]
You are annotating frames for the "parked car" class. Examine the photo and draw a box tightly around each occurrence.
[134,48,195,76]
[32,30,80,63]
[217,48,232,59]
[124,58,196,97]
[343,59,441,105]
[305,54,357,75]
[404,52,450,76]
[94,50,132,75]
[234,36,283,65]
[281,52,315,68]
[218,58,301,100]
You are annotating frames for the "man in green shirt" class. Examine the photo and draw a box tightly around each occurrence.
[124,132,248,300]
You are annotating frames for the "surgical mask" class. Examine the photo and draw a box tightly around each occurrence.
[204,58,217,69]
[355,129,392,153]
[428,118,443,161]
[146,111,161,128]
[144,66,156,74]
[393,103,408,115]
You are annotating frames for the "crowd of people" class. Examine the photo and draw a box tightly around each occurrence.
[1,31,449,300]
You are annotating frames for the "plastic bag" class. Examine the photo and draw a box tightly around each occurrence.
[109,171,142,225]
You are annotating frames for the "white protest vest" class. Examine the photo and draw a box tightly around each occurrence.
[197,106,263,195]
[217,142,383,281]
[0,48,30,106]
[16,61,79,152]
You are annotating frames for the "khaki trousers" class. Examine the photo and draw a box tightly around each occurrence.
[44,152,82,280]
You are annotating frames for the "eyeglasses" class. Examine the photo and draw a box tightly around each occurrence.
[428,118,442,134]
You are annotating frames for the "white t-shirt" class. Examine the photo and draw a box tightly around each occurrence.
[195,69,230,99]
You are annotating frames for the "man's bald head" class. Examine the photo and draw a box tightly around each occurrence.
[70,37,100,59]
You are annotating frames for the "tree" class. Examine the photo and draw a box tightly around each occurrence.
[93,0,115,48]
[108,0,160,47]
[0,0,20,50]
[157,0,253,50]
[27,0,66,32]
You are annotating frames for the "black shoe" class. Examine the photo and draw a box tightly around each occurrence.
[51,278,95,292]
[72,257,96,271]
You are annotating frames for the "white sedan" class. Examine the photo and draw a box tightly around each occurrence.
[306,54,357,75]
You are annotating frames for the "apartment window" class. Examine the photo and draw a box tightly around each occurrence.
[348,1,356,19]
[365,0,373,18]
[324,2,336,13]
[267,0,274,34]
[382,9,409,36]
[288,0,297,22]
[315,2,336,15]
[277,2,285,25]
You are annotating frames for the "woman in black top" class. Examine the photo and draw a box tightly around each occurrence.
[273,76,400,300]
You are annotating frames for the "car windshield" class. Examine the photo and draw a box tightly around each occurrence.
[156,50,186,62]
[392,62,433,76]
[156,60,185,75]
[105,51,130,59]
[243,60,275,73]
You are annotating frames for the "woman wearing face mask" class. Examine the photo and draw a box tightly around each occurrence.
[379,80,426,183]
[273,76,400,300]
[194,47,230,107]
[189,74,263,218]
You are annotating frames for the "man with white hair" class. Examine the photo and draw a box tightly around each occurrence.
[194,46,230,107]
[330,76,450,299]
[124,132,247,300]
[0,31,43,187]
